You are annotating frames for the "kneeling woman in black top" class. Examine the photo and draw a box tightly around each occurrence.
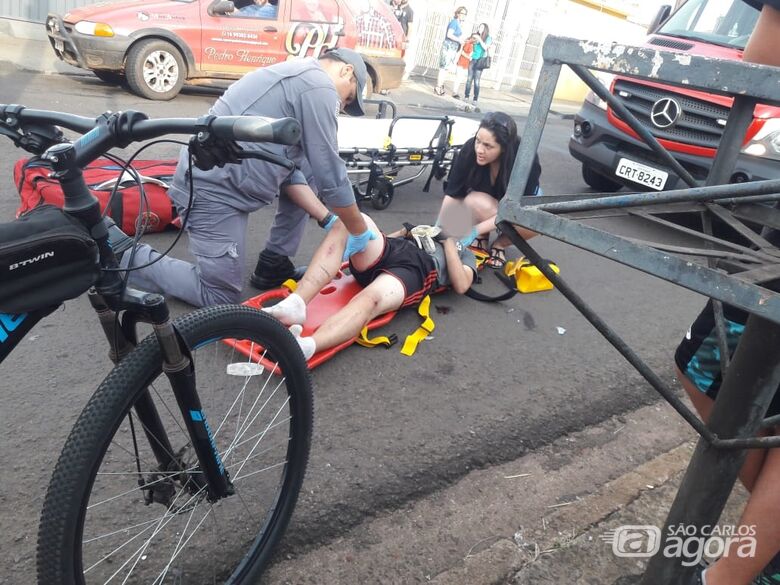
[440,112,541,267]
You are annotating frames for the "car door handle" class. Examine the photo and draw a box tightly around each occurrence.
[264,26,278,32]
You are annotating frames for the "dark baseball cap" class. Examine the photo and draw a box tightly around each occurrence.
[323,47,367,116]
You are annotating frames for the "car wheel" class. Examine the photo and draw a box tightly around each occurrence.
[582,164,623,192]
[92,70,124,85]
[126,39,185,101]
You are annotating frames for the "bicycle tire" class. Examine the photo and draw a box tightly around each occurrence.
[37,305,313,584]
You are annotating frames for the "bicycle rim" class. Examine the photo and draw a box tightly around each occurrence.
[37,305,313,585]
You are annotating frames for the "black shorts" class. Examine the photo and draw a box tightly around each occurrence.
[674,301,780,417]
[743,0,780,10]
[349,236,438,308]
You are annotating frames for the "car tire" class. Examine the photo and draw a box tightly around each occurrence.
[92,70,124,85]
[582,164,623,192]
[126,39,186,101]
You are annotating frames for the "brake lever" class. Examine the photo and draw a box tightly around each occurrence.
[238,150,296,171]
[188,134,243,171]
[0,120,64,155]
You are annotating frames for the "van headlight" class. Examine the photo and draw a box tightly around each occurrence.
[584,90,607,110]
[742,119,780,161]
[74,21,114,37]
[583,73,615,111]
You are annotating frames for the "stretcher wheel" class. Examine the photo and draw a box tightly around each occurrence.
[370,178,394,210]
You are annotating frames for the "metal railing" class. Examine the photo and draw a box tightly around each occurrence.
[497,34,780,584]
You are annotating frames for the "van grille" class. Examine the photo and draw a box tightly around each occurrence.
[611,79,730,149]
[648,37,695,51]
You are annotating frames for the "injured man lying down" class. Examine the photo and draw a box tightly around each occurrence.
[263,202,479,359]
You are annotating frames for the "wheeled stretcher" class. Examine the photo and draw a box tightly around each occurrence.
[338,100,480,210]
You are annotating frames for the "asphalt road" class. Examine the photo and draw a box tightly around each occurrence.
[0,69,705,582]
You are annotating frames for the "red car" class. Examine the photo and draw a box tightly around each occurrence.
[46,0,405,100]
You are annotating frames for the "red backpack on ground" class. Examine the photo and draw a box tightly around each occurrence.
[14,157,179,236]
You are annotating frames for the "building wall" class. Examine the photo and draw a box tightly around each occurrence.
[407,0,555,91]
[0,0,111,22]
[406,0,648,96]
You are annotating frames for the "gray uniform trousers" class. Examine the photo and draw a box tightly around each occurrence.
[122,194,249,307]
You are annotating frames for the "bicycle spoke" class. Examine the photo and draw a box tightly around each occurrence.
[233,460,287,483]
[212,346,269,440]
[88,480,203,580]
[116,483,206,584]
[234,397,290,480]
[229,361,278,448]
[153,506,213,585]
[224,436,289,473]
[83,515,181,545]
[87,469,200,511]
[222,417,291,459]
[225,376,287,465]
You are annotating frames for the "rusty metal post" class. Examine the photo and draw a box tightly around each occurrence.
[640,316,780,584]
[640,94,774,585]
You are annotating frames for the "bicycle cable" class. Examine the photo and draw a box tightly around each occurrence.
[101,139,193,274]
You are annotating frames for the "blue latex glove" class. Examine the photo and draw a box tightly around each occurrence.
[343,229,378,261]
[459,227,479,249]
[322,214,338,232]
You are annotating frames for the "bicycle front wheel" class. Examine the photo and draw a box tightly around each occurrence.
[37,305,313,585]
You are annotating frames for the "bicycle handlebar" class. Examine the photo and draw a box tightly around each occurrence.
[7,107,96,134]
[0,105,302,146]
[210,116,301,146]
[0,105,302,300]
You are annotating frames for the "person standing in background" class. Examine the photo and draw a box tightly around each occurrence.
[465,23,492,106]
[389,0,415,80]
[434,6,467,96]
[451,34,474,100]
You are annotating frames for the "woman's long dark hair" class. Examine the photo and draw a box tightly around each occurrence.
[476,23,490,41]
[466,112,519,196]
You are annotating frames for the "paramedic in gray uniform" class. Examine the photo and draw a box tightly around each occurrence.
[120,48,376,307]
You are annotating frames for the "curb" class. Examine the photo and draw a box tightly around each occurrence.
[0,34,85,77]
[260,402,699,584]
[430,441,695,584]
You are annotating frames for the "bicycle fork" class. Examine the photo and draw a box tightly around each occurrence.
[89,289,234,503]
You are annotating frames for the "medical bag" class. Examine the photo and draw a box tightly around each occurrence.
[14,157,179,236]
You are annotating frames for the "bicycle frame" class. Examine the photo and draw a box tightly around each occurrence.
[0,307,57,364]
[0,107,237,502]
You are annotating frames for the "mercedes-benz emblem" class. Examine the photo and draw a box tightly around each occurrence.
[650,97,682,129]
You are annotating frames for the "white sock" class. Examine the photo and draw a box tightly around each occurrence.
[289,324,316,360]
[262,293,306,326]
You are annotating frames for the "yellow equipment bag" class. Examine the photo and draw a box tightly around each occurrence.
[504,258,560,294]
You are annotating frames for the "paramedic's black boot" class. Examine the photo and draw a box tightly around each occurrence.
[251,249,306,290]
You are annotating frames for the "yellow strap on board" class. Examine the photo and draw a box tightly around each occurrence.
[400,295,435,357]
[356,326,396,349]
[282,279,298,292]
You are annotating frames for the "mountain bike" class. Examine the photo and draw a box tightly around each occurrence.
[0,104,313,584]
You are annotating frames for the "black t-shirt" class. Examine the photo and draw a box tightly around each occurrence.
[389,2,413,36]
[444,137,541,200]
